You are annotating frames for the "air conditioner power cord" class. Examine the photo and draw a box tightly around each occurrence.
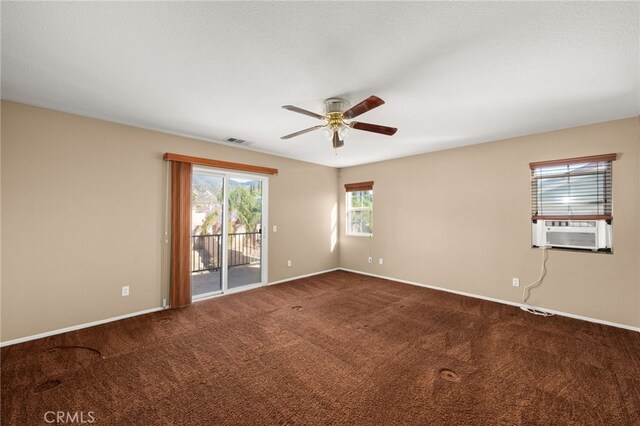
[520,246,554,317]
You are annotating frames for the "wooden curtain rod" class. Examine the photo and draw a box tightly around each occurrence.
[529,153,617,169]
[163,153,278,175]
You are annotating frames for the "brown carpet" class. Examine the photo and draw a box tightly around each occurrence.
[2,270,639,425]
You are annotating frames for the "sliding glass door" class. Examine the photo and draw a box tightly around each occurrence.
[191,170,224,297]
[227,177,263,290]
[191,168,266,298]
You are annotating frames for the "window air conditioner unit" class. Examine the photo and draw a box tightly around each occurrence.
[532,220,611,251]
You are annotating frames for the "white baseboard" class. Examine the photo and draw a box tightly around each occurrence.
[267,268,340,286]
[339,268,640,333]
[0,306,165,348]
[1,268,340,347]
[5,266,633,347]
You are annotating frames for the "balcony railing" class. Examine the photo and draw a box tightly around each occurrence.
[191,231,261,273]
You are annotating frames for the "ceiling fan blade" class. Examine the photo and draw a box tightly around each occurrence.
[332,131,344,148]
[350,121,397,136]
[281,125,324,140]
[281,105,326,120]
[342,95,385,119]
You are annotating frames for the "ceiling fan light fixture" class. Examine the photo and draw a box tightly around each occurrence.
[338,125,350,140]
[324,97,350,114]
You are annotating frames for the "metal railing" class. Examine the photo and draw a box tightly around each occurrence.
[191,231,261,273]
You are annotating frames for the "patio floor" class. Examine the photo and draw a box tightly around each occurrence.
[192,263,262,297]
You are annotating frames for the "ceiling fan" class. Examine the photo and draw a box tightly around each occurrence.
[281,95,397,148]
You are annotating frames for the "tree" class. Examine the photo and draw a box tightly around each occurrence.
[200,211,219,235]
[228,185,261,233]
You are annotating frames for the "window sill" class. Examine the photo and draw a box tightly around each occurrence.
[531,245,612,254]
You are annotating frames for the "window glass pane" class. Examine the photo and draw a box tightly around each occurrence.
[362,191,372,207]
[346,189,373,235]
[349,210,372,234]
[349,190,373,208]
[349,192,357,207]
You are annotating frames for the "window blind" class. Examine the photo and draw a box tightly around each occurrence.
[345,181,374,192]
[168,160,193,308]
[530,154,616,220]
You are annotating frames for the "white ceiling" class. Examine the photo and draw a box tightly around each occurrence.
[2,2,638,168]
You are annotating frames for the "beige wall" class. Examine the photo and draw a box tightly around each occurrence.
[2,101,638,343]
[1,101,339,341]
[339,118,640,328]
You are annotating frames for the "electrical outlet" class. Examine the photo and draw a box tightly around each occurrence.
[122,286,130,296]
[512,278,520,287]
[368,256,373,263]
[273,225,277,232]
[379,258,384,265]
[287,260,292,267]
[162,298,167,308]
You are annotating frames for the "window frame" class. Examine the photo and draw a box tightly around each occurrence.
[530,153,616,221]
[345,181,374,237]
[529,153,616,253]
